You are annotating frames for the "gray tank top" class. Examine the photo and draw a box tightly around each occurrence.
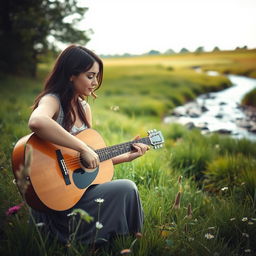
[46,94,87,135]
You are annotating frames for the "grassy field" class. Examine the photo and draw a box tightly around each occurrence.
[0,49,256,256]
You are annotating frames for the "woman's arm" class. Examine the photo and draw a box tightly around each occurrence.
[112,136,150,165]
[28,95,99,168]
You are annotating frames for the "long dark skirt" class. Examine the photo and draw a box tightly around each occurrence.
[32,179,144,244]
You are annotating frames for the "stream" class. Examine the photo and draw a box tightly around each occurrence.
[164,71,256,141]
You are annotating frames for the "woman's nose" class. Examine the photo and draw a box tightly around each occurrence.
[92,77,98,86]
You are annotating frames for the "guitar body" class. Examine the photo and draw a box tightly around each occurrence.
[12,129,114,212]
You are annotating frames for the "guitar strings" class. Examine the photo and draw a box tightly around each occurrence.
[28,137,151,167]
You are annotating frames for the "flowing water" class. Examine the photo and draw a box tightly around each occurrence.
[164,71,256,141]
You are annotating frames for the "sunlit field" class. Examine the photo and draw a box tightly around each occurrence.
[1,50,256,256]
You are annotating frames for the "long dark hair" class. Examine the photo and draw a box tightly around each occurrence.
[33,45,103,131]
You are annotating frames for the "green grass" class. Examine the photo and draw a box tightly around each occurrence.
[1,50,256,255]
[241,88,256,108]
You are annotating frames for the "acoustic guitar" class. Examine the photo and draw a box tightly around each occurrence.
[12,128,164,212]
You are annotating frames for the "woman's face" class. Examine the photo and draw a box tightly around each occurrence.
[71,62,100,97]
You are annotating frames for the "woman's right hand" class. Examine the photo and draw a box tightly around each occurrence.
[80,146,99,169]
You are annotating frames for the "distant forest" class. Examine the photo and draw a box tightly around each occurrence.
[100,45,250,58]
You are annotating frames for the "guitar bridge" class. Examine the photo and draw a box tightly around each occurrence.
[56,150,71,185]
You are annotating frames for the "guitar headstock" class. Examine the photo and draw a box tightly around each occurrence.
[148,129,165,149]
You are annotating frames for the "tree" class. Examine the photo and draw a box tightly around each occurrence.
[165,49,175,55]
[146,50,161,55]
[212,46,220,52]
[0,0,90,77]
[179,48,189,54]
[194,46,204,54]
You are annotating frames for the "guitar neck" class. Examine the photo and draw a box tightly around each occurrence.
[95,137,151,162]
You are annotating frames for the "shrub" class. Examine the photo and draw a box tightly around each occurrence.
[204,155,256,199]
[241,88,256,108]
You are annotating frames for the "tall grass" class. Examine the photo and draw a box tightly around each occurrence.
[1,50,256,255]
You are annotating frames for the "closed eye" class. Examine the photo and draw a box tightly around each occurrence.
[86,72,97,80]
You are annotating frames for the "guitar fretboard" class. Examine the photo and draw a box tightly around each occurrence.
[95,137,151,162]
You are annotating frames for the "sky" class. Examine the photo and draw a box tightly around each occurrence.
[73,0,256,55]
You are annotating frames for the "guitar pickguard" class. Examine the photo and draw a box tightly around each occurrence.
[72,167,99,189]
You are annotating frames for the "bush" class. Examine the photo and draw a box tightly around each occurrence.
[204,155,256,199]
[241,88,256,108]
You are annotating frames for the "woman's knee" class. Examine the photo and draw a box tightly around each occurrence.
[112,179,138,194]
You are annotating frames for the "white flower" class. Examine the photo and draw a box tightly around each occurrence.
[36,222,45,227]
[221,186,228,191]
[205,233,214,239]
[110,105,120,111]
[242,217,248,222]
[96,221,103,229]
[95,198,104,204]
[244,249,251,253]
[67,212,77,217]
[242,233,249,238]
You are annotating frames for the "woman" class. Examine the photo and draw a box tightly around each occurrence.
[28,45,149,245]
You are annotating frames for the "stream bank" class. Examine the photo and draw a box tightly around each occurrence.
[164,72,256,141]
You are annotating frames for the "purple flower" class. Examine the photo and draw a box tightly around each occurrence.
[6,204,23,216]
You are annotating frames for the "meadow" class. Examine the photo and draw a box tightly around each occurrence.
[0,49,256,256]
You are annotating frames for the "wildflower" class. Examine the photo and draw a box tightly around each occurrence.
[95,198,104,204]
[110,105,120,111]
[172,191,181,209]
[242,233,249,238]
[242,217,248,222]
[120,249,132,255]
[186,203,193,219]
[6,204,23,216]
[178,176,183,192]
[36,222,45,227]
[184,223,188,233]
[67,212,77,217]
[205,233,214,239]
[215,144,220,149]
[248,221,254,225]
[244,249,251,253]
[96,221,103,229]
[221,186,228,191]
[65,242,71,248]
[230,218,236,221]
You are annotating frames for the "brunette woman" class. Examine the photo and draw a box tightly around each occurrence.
[28,45,149,245]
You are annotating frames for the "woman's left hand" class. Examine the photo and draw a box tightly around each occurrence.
[127,136,150,162]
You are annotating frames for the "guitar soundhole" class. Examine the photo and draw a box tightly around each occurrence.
[72,167,99,189]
